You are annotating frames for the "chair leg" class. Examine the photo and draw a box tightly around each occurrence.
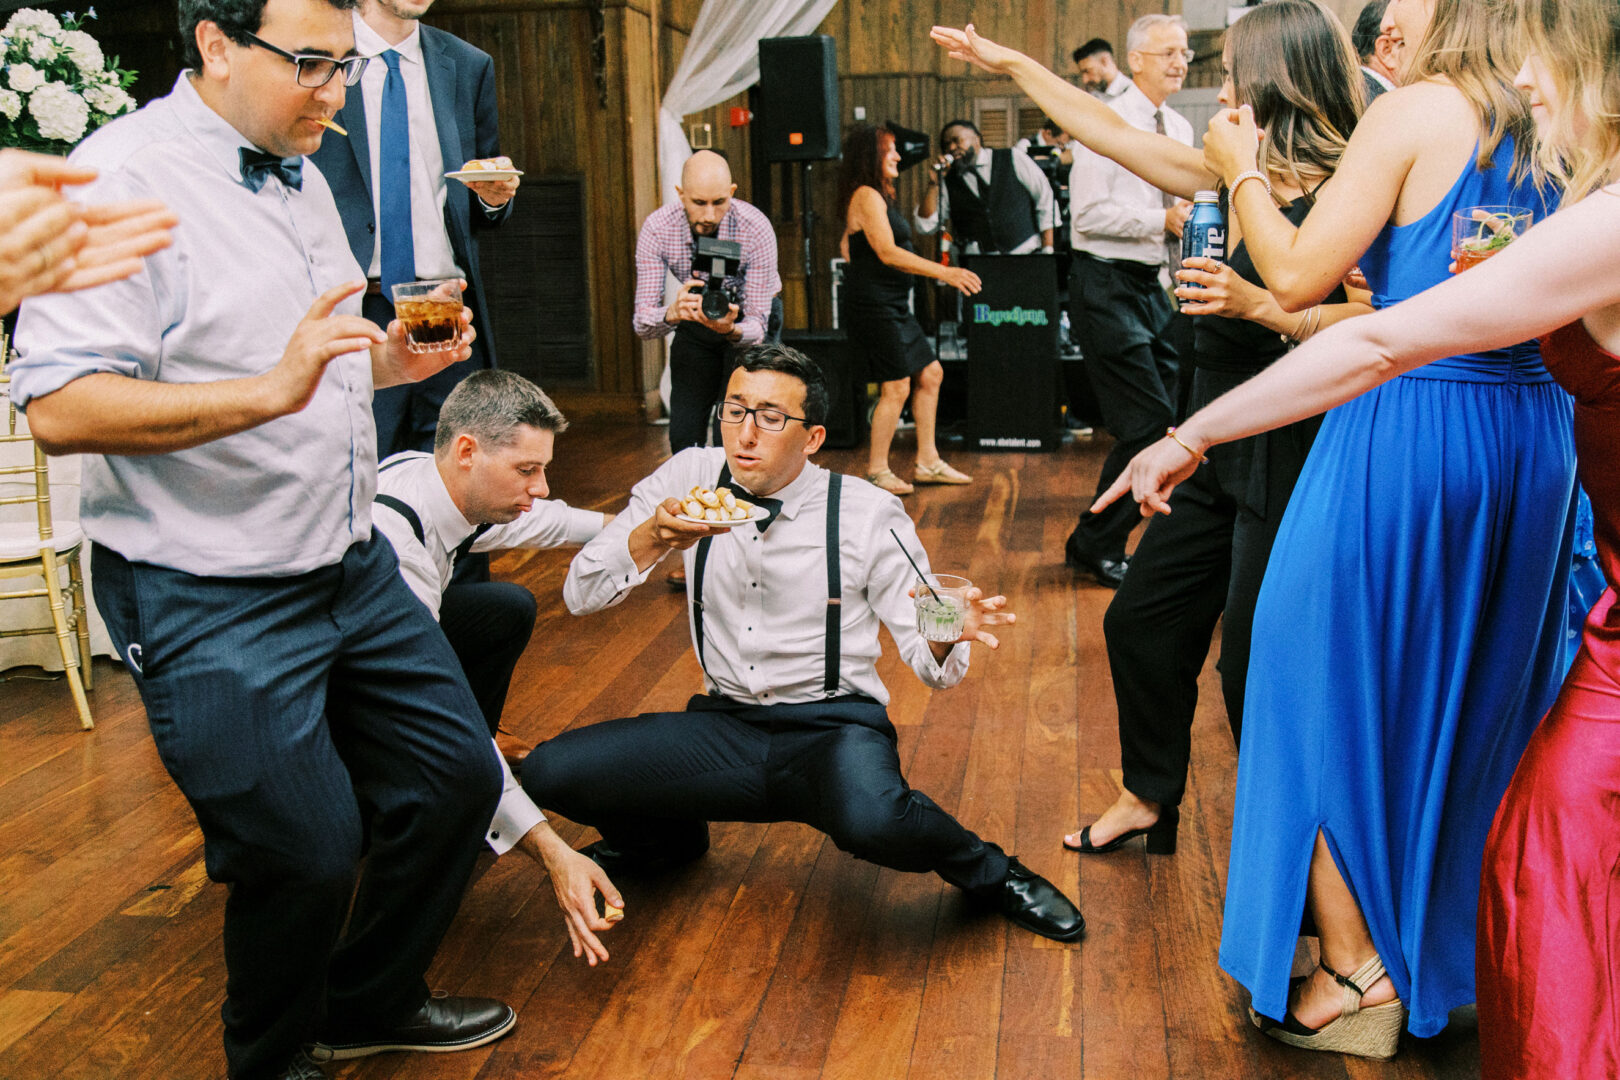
[41,549,93,730]
[68,552,92,691]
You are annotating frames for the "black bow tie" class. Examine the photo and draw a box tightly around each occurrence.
[740,490,783,532]
[239,147,304,193]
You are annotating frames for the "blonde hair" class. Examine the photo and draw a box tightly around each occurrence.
[1404,0,1537,181]
[1226,0,1363,196]
[1514,0,1620,201]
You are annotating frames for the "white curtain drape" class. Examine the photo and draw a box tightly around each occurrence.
[656,0,840,206]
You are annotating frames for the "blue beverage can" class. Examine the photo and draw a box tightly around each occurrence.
[1179,190,1225,310]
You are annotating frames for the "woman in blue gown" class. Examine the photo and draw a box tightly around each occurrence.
[1093,0,1575,1060]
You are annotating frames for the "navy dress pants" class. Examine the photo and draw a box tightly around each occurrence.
[521,694,1010,894]
[439,580,537,735]
[91,539,500,1080]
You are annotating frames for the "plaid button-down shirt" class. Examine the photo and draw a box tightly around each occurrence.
[632,199,781,346]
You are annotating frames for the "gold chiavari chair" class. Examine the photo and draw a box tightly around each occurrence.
[0,334,93,729]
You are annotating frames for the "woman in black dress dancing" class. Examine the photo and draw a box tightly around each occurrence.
[838,123,981,495]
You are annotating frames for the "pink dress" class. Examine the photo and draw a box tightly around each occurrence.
[1479,319,1620,1079]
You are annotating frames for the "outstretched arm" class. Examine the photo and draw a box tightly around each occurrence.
[1203,98,1416,309]
[931,24,1214,200]
[1093,189,1620,515]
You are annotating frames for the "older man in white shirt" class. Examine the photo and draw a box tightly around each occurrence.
[1062,13,1195,589]
[524,344,1085,944]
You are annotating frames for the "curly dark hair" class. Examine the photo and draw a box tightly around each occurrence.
[734,344,829,428]
[178,0,362,70]
[836,122,896,226]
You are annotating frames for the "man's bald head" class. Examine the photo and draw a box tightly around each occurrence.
[677,150,737,235]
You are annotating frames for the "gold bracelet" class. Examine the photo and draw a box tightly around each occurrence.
[1166,426,1209,464]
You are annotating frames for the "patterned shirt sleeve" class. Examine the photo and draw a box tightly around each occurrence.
[632,205,683,340]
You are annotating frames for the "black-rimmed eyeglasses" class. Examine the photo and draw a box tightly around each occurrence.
[718,402,811,431]
[241,32,370,88]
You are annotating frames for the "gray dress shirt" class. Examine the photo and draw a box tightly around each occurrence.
[11,73,375,577]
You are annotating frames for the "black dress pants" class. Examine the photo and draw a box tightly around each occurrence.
[668,321,734,453]
[521,694,1011,894]
[91,539,498,1080]
[440,581,537,736]
[1066,253,1181,561]
[1101,367,1321,807]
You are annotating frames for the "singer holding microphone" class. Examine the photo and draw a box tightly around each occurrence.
[838,124,981,495]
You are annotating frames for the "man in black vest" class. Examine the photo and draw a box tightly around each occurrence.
[915,119,1055,256]
[522,344,1084,944]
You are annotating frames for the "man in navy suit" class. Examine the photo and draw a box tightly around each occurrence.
[310,0,518,460]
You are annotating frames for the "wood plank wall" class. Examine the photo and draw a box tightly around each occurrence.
[83,0,1369,417]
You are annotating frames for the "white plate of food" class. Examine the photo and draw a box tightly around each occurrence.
[674,485,766,527]
[445,164,523,184]
[675,505,771,528]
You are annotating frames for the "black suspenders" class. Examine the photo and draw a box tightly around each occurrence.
[823,473,843,695]
[374,493,492,566]
[692,467,844,696]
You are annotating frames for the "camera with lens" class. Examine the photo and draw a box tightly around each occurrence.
[693,235,743,321]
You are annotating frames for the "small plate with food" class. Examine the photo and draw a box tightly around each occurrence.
[674,485,767,527]
[445,159,524,184]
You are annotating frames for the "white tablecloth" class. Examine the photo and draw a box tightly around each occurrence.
[0,414,116,672]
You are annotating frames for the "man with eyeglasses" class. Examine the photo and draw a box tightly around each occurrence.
[519,344,1086,946]
[311,0,518,472]
[9,2,517,1078]
[1062,12,1195,590]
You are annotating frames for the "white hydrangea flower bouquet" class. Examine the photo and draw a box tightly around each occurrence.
[0,7,136,154]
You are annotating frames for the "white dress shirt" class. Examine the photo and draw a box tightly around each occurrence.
[354,16,461,281]
[372,452,607,855]
[1068,82,1193,266]
[914,146,1058,255]
[565,448,971,706]
[1096,72,1133,101]
[11,73,376,577]
[375,452,605,619]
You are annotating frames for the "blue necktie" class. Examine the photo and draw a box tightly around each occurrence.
[239,147,303,193]
[378,49,415,297]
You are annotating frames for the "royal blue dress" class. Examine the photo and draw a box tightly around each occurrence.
[1219,138,1576,1037]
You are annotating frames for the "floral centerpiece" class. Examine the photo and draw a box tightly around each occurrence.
[0,8,136,154]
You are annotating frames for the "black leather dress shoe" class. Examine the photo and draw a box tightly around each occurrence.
[312,995,515,1060]
[274,1050,327,1080]
[997,857,1086,942]
[581,837,707,877]
[1064,537,1128,588]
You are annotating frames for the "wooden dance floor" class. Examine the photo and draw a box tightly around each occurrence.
[0,420,1480,1079]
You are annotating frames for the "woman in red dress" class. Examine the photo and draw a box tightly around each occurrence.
[1081,0,1620,1072]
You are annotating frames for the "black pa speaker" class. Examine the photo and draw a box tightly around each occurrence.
[781,329,867,450]
[759,36,840,162]
[886,122,930,173]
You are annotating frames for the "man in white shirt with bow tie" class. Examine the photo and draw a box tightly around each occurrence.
[524,344,1084,943]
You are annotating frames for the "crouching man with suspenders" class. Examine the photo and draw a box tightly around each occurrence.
[371,370,625,966]
[522,344,1085,942]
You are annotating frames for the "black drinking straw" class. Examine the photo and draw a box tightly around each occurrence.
[889,529,941,602]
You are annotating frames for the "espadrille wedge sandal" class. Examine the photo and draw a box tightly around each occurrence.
[1249,954,1405,1060]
